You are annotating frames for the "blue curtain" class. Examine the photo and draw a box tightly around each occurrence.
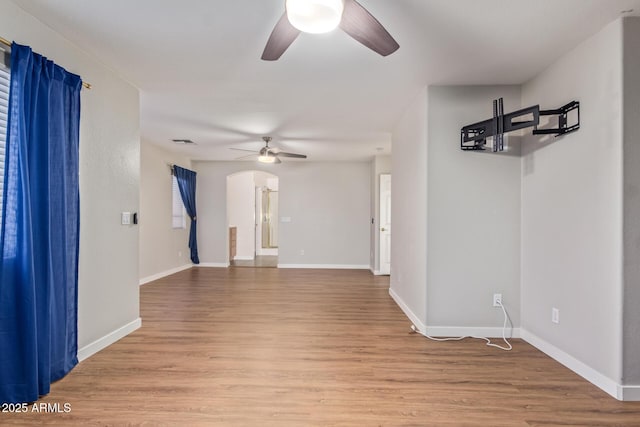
[174,166,200,264]
[0,43,82,404]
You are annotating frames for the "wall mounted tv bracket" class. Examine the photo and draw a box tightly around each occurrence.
[460,98,580,152]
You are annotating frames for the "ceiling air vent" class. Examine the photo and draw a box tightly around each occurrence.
[172,139,195,144]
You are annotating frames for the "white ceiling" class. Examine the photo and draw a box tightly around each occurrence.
[12,0,640,161]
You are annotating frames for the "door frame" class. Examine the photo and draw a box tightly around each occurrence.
[379,174,391,275]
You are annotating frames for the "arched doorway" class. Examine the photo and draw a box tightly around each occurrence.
[226,171,279,267]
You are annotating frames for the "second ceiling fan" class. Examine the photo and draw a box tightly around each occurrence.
[230,137,307,164]
[262,0,399,61]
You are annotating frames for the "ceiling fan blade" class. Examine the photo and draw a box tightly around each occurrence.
[229,148,259,153]
[274,156,282,164]
[339,0,399,57]
[277,152,307,159]
[262,13,301,61]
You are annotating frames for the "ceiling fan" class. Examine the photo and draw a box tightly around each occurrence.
[262,0,399,61]
[230,137,308,164]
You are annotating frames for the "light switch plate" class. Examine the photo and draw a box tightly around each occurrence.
[121,212,131,225]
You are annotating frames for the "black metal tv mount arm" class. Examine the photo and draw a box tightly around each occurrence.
[460,98,580,152]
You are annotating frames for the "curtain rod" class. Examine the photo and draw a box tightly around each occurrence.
[0,35,92,90]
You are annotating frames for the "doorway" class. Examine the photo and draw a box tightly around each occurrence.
[379,174,391,275]
[226,171,279,268]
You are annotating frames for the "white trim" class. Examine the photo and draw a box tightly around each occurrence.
[277,264,369,269]
[521,328,621,400]
[389,287,426,332]
[619,385,640,401]
[234,256,255,261]
[139,264,193,285]
[196,262,230,268]
[371,269,386,276]
[425,326,520,339]
[77,318,141,362]
[389,288,520,338]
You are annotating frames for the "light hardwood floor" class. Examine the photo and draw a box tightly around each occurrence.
[230,255,278,268]
[3,267,640,426]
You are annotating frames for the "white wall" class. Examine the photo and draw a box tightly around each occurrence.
[196,161,370,268]
[254,171,278,190]
[521,19,624,386]
[427,86,521,333]
[370,155,391,273]
[390,88,428,327]
[227,171,256,260]
[139,141,191,283]
[1,2,141,355]
[622,17,640,386]
[390,85,521,334]
[388,19,637,399]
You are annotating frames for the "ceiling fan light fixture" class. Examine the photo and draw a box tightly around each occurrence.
[258,154,277,163]
[285,0,344,34]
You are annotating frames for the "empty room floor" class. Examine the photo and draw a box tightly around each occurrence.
[230,255,278,268]
[4,268,640,426]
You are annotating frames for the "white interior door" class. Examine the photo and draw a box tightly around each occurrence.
[255,187,261,256]
[379,174,391,275]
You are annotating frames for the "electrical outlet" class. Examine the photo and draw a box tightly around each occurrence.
[552,308,560,324]
[178,251,182,258]
[493,293,502,307]
[300,249,305,256]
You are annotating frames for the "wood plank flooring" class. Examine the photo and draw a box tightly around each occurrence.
[3,267,640,426]
[230,255,278,268]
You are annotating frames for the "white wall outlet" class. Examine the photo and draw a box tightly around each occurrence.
[178,251,182,258]
[300,249,305,256]
[552,307,560,324]
[493,293,502,307]
[121,212,131,225]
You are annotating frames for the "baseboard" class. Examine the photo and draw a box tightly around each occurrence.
[277,264,369,269]
[425,326,520,339]
[619,385,640,401]
[196,262,230,268]
[388,288,519,339]
[234,256,254,261]
[77,317,141,362]
[139,264,193,285]
[521,328,623,400]
[388,287,426,332]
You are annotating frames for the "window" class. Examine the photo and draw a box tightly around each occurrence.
[0,58,9,220]
[172,175,186,229]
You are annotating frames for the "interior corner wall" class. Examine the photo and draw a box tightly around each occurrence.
[426,86,521,334]
[0,3,141,352]
[521,18,624,385]
[195,161,370,267]
[370,155,391,273]
[622,16,640,386]
[139,141,191,282]
[390,88,428,327]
